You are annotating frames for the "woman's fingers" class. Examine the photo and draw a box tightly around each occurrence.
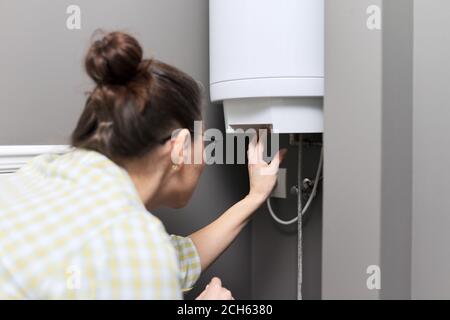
[258,148,287,176]
[248,132,287,170]
[269,148,288,172]
[256,131,267,163]
[195,289,206,300]
[248,131,268,165]
[209,277,222,288]
[195,277,234,300]
[220,288,233,300]
[247,134,257,164]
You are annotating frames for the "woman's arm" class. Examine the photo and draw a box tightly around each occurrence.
[189,134,287,271]
[189,193,264,271]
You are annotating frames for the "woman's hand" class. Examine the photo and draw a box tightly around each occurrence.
[189,135,286,273]
[195,277,234,300]
[247,133,287,204]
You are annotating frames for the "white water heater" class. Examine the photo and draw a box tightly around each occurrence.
[210,0,324,133]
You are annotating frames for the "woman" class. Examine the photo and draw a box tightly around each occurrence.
[0,32,285,299]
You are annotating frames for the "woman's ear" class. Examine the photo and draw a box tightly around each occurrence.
[170,128,192,167]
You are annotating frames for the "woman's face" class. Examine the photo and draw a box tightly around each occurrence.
[160,127,205,209]
[177,130,205,206]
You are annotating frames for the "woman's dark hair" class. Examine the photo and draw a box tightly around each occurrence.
[71,31,202,161]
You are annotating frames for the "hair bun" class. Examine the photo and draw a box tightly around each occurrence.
[85,31,145,85]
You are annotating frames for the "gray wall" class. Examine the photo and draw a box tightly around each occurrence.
[380,0,413,300]
[323,0,450,299]
[323,0,383,299]
[0,0,210,145]
[0,0,253,299]
[412,0,450,299]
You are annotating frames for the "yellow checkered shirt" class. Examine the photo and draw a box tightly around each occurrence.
[0,148,201,299]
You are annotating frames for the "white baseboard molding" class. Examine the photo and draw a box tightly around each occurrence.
[0,145,71,174]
